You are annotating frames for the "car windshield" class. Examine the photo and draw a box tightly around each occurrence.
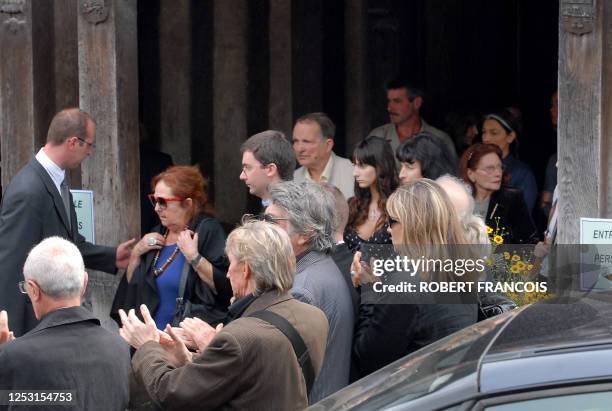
[311,309,520,411]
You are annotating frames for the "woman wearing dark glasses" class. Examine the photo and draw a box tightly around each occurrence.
[111,165,231,329]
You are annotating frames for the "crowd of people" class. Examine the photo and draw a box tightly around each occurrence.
[0,78,558,410]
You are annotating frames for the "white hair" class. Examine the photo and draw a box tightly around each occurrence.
[23,236,85,299]
[436,174,490,246]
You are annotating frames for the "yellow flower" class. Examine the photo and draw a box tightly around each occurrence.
[493,235,504,245]
[516,261,527,270]
[510,265,520,273]
[527,264,534,270]
[503,251,511,260]
[511,254,520,262]
[486,225,493,234]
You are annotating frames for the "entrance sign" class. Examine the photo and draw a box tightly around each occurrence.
[580,218,612,290]
[71,189,96,244]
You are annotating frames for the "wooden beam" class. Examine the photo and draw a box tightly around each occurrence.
[557,0,611,243]
[159,1,192,166]
[213,0,248,224]
[269,0,292,137]
[0,0,53,190]
[77,0,139,327]
[345,0,369,153]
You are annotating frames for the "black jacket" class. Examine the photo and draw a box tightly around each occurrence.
[0,158,116,337]
[0,306,130,411]
[111,215,231,327]
[352,300,477,381]
[330,242,360,318]
[486,187,538,244]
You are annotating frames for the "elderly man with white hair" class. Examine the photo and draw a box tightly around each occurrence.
[266,180,354,402]
[120,221,329,410]
[0,237,130,411]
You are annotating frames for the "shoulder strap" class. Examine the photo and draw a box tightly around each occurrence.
[249,310,315,395]
[175,218,207,312]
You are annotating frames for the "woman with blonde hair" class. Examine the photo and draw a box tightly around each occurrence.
[351,179,478,380]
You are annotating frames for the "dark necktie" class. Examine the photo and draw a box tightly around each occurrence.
[60,178,72,230]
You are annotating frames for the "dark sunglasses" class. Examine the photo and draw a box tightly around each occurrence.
[388,217,400,227]
[148,194,184,208]
[243,213,289,225]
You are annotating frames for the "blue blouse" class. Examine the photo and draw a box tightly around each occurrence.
[153,244,186,330]
[503,154,537,213]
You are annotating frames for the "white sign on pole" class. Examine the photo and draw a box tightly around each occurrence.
[71,190,96,244]
[580,217,612,290]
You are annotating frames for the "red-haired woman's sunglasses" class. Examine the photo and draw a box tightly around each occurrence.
[148,194,184,209]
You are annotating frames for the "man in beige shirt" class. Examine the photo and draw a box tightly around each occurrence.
[293,112,355,199]
[369,79,456,160]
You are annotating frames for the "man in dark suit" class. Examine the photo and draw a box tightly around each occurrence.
[0,108,135,336]
[0,237,131,411]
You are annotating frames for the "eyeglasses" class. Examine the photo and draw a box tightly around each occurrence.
[76,136,96,149]
[476,165,504,174]
[241,163,267,174]
[243,213,289,225]
[148,194,184,209]
[18,280,28,294]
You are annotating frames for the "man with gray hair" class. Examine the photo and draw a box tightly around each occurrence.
[0,237,130,411]
[293,112,355,199]
[266,181,354,402]
[240,130,296,209]
[436,174,490,246]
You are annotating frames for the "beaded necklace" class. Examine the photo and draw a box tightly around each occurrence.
[152,231,181,277]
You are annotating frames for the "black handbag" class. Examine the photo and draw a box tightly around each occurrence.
[477,293,517,321]
[171,219,227,327]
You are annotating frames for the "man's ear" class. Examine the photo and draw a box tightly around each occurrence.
[80,272,89,298]
[28,279,42,302]
[325,138,334,153]
[413,96,423,110]
[265,163,279,178]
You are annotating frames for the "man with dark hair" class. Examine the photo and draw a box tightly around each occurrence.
[293,112,354,199]
[239,130,295,208]
[369,79,456,158]
[0,108,135,337]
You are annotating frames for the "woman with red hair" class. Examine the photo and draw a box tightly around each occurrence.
[459,143,537,244]
[111,165,231,328]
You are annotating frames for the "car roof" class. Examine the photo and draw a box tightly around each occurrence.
[309,294,612,410]
[480,294,612,392]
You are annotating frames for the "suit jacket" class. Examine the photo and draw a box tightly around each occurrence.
[132,291,329,411]
[486,187,538,244]
[330,242,360,318]
[294,152,355,200]
[292,251,354,402]
[0,157,117,336]
[0,306,131,411]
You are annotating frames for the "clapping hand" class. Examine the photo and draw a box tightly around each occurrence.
[158,325,193,367]
[118,305,159,349]
[350,251,377,287]
[0,311,15,345]
[180,317,223,352]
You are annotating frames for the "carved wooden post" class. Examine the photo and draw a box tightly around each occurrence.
[558,0,612,243]
[0,0,53,189]
[213,0,248,224]
[77,0,139,327]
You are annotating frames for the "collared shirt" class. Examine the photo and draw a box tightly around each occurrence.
[301,152,335,183]
[368,118,457,161]
[35,148,65,196]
